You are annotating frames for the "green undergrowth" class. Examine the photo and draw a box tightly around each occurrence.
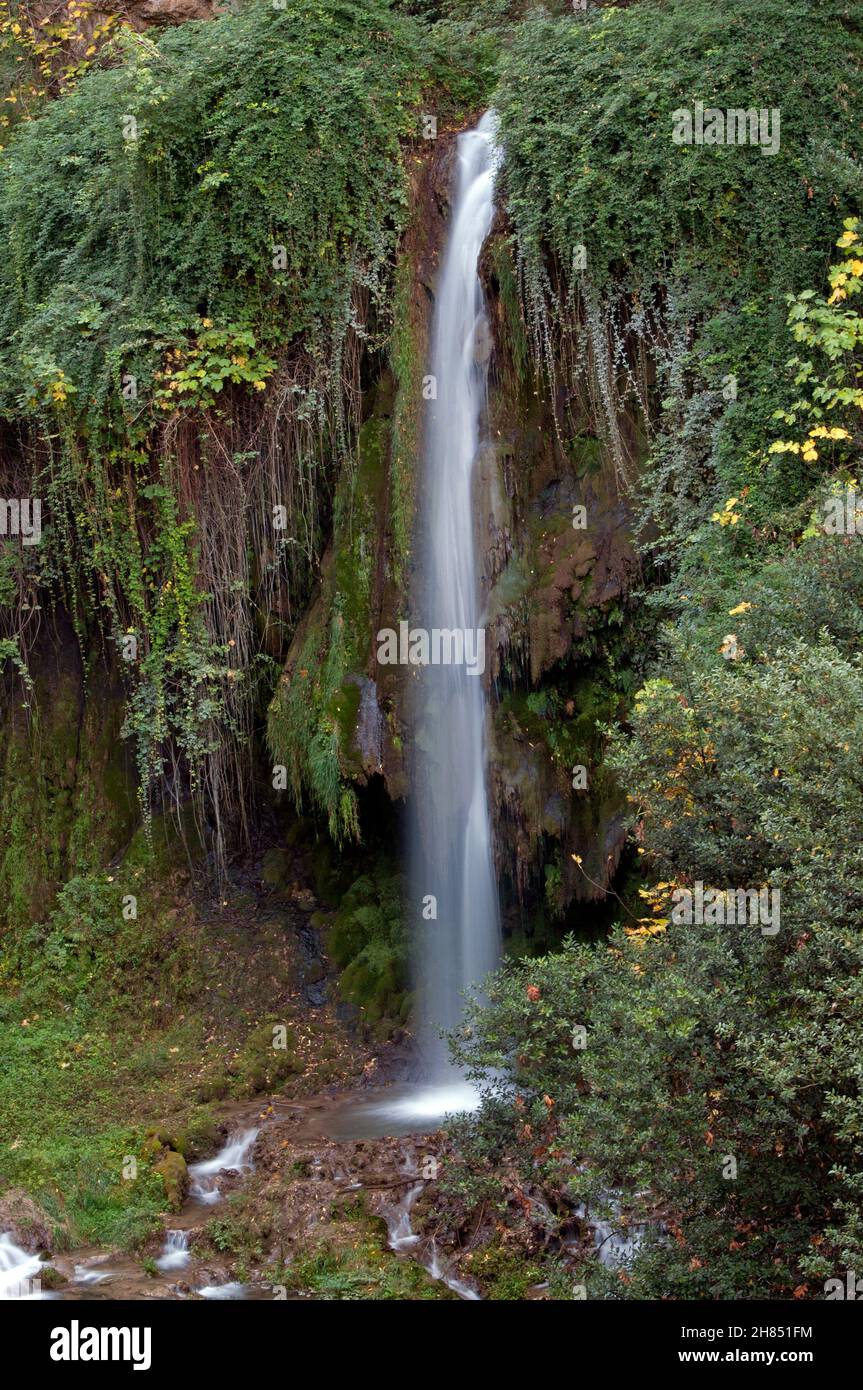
[277,1238,453,1300]
[0,813,326,1248]
[328,865,410,1035]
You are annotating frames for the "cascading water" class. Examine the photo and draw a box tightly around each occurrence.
[404,111,503,1121]
[0,1232,44,1300]
[188,1127,259,1205]
[411,109,502,1087]
[156,1230,191,1273]
[320,113,503,1140]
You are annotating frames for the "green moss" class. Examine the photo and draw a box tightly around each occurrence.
[329,680,363,765]
[0,654,135,941]
[328,867,408,1034]
[261,847,290,889]
[334,414,390,654]
[153,1150,188,1212]
[489,236,531,397]
[388,250,425,590]
[232,1021,303,1096]
[267,393,396,840]
[278,1237,455,1300]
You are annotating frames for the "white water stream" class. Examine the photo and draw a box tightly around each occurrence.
[188,1126,259,1205]
[402,110,502,1123]
[0,1231,44,1299]
[156,1229,191,1273]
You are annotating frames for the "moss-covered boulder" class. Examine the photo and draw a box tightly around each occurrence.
[328,868,408,1035]
[153,1151,189,1212]
[36,1262,68,1291]
[177,1111,220,1163]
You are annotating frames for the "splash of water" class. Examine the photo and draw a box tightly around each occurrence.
[156,1229,191,1273]
[188,1127,258,1205]
[0,1231,44,1299]
[408,110,502,1110]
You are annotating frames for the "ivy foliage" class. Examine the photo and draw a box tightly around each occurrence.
[497,0,862,295]
[0,0,484,844]
[496,0,863,562]
[0,0,466,416]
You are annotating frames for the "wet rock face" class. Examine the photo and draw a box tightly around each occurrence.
[476,237,640,911]
[349,676,384,776]
[267,133,637,918]
[0,608,138,939]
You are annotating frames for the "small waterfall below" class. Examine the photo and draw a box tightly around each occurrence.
[405,109,502,1116]
[0,1232,44,1300]
[156,1229,191,1273]
[377,1161,481,1299]
[188,1127,258,1205]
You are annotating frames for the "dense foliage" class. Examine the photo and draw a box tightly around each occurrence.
[0,0,484,865]
[2,0,862,1302]
[450,16,863,1297]
[496,0,863,519]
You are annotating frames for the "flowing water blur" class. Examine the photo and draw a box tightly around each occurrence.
[156,1229,191,1273]
[325,113,503,1139]
[406,109,502,1118]
[187,1127,259,1205]
[0,1232,44,1299]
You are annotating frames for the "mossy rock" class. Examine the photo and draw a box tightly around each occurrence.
[261,847,290,889]
[153,1151,188,1212]
[177,1110,220,1162]
[310,839,352,907]
[285,817,315,849]
[122,805,204,879]
[141,1126,181,1162]
[37,1263,68,1291]
[0,1188,57,1253]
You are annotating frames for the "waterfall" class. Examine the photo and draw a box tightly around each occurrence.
[188,1128,258,1205]
[0,1232,44,1299]
[408,111,502,1104]
[156,1229,191,1273]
